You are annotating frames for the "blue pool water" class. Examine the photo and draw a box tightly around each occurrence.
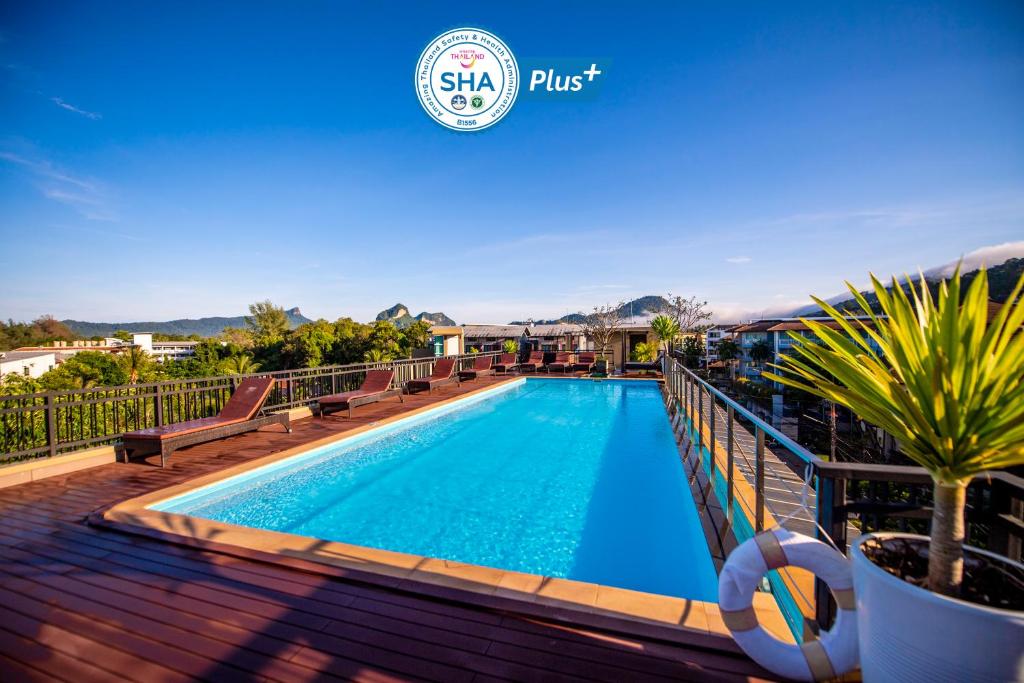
[156,378,719,601]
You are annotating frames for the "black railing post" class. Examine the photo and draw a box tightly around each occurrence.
[726,404,735,520]
[708,393,717,476]
[286,371,294,408]
[696,383,703,461]
[814,469,846,628]
[155,384,164,427]
[45,393,57,458]
[755,426,765,532]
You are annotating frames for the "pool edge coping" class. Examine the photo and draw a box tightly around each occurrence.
[96,376,793,650]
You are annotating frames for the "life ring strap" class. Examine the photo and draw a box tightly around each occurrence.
[833,588,856,610]
[800,639,836,681]
[754,531,788,569]
[720,606,758,632]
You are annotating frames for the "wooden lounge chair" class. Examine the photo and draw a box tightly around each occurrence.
[572,351,597,373]
[406,357,459,394]
[519,351,544,373]
[545,351,573,373]
[121,377,289,468]
[458,356,495,381]
[625,353,665,375]
[316,369,402,418]
[493,353,520,374]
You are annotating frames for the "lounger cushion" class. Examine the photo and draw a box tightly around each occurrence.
[125,416,246,440]
[218,377,276,421]
[319,389,376,406]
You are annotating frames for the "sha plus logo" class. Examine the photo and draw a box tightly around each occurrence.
[415,28,519,132]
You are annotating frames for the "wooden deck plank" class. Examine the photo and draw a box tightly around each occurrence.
[0,376,775,682]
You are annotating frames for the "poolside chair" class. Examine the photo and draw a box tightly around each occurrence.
[545,351,573,373]
[493,353,520,374]
[406,357,459,394]
[121,377,290,468]
[316,369,403,418]
[458,356,495,381]
[519,351,544,373]
[572,351,597,373]
[624,353,666,375]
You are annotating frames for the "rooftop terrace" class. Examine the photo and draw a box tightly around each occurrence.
[0,374,775,682]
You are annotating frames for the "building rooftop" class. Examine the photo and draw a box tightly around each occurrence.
[0,350,57,362]
[529,323,583,336]
[461,324,530,338]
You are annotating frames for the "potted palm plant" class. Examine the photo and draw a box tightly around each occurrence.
[764,267,1024,682]
[650,314,680,371]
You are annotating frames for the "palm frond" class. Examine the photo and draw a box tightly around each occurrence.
[764,267,1024,483]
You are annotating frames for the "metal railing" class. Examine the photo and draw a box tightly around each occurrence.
[663,358,1024,638]
[0,351,501,464]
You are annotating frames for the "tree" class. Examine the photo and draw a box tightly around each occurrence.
[650,314,680,354]
[581,302,624,362]
[502,339,519,355]
[221,354,261,375]
[630,341,656,362]
[117,345,155,384]
[400,320,432,356]
[662,294,712,332]
[331,318,372,364]
[284,320,336,368]
[245,300,290,346]
[363,347,391,363]
[716,337,740,378]
[367,321,402,361]
[220,327,254,349]
[748,339,773,366]
[43,352,126,390]
[0,315,74,351]
[680,336,705,368]
[764,267,1024,597]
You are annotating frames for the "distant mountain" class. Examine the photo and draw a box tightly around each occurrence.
[375,303,456,329]
[511,295,669,325]
[63,307,312,338]
[794,258,1024,316]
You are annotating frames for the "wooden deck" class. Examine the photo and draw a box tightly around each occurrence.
[0,375,775,682]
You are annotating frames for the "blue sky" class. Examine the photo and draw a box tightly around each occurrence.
[1,2,1022,324]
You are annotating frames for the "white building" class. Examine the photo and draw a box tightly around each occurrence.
[0,351,57,378]
[129,333,199,362]
[704,324,738,364]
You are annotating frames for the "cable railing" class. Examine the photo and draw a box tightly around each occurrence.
[663,357,1024,640]
[0,351,501,464]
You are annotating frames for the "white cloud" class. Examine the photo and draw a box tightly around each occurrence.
[51,97,101,120]
[725,256,752,264]
[0,150,117,221]
[923,241,1024,279]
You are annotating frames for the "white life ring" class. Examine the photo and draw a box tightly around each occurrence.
[718,527,859,681]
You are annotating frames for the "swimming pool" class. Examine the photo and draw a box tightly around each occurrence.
[154,378,719,602]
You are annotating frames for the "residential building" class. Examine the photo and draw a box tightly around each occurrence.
[704,324,738,365]
[15,332,199,364]
[428,326,466,356]
[0,350,57,378]
[462,325,530,352]
[732,316,883,385]
[527,324,588,352]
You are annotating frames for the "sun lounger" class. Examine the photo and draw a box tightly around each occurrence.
[519,351,544,373]
[545,351,573,373]
[624,353,665,374]
[316,369,403,418]
[458,356,496,381]
[572,351,597,373]
[493,353,520,374]
[406,357,459,394]
[121,376,289,467]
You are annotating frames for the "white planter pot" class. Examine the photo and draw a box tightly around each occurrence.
[851,532,1024,683]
